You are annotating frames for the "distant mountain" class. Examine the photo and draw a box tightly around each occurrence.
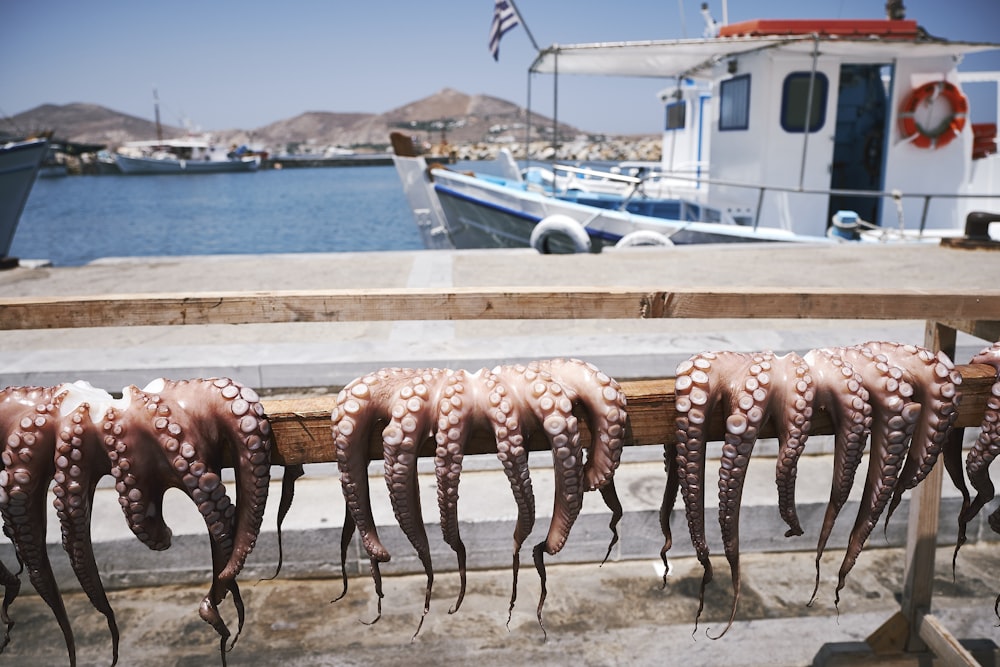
[1,102,186,145]
[4,89,585,151]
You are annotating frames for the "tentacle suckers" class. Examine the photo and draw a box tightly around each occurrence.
[328,358,627,638]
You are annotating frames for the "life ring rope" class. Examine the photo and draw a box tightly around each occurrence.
[898,80,968,149]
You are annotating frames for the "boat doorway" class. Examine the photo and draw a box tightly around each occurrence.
[827,64,891,228]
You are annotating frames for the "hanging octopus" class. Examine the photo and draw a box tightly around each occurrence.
[0,377,273,667]
[952,341,1000,613]
[329,358,627,636]
[669,350,816,637]
[664,341,961,637]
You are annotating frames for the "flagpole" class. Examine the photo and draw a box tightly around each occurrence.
[506,0,540,52]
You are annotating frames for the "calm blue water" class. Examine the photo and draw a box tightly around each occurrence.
[12,165,429,266]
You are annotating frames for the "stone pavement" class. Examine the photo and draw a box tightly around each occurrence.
[2,543,998,666]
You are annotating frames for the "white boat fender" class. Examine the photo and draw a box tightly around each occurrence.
[530,214,592,254]
[614,230,674,248]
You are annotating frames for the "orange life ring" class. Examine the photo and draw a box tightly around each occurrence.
[898,80,968,149]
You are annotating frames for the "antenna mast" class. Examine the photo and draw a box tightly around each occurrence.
[153,88,163,142]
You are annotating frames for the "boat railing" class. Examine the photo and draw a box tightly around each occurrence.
[614,169,1000,236]
[550,163,711,212]
[543,155,999,235]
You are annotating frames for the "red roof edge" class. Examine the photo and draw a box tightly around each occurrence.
[718,19,920,39]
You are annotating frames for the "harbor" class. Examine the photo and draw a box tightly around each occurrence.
[3,2,999,664]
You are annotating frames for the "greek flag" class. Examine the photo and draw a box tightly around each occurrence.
[488,0,520,61]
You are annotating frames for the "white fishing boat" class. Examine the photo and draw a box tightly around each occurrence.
[393,10,1000,252]
[114,137,261,175]
[0,135,50,264]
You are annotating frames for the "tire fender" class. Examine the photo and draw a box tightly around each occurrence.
[530,214,592,254]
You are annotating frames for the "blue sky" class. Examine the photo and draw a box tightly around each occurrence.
[2,0,998,136]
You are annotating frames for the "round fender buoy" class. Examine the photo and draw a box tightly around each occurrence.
[530,215,592,254]
[614,230,674,248]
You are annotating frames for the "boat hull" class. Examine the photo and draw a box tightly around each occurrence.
[0,137,49,259]
[394,154,828,253]
[115,154,260,175]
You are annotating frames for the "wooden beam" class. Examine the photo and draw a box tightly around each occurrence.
[1,287,999,330]
[917,613,981,666]
[261,364,997,465]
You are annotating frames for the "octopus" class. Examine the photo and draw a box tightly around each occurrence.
[952,341,1000,611]
[329,358,627,636]
[0,377,273,667]
[664,341,961,637]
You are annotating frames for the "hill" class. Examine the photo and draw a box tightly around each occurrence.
[1,103,186,145]
[4,89,585,152]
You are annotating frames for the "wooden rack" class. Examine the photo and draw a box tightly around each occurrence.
[2,285,998,665]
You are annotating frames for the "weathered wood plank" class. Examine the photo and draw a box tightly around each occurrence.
[261,364,997,465]
[917,613,981,666]
[2,287,999,329]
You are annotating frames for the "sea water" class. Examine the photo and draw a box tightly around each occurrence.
[11,165,430,266]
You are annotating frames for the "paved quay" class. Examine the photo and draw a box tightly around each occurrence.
[0,243,998,665]
[0,242,994,389]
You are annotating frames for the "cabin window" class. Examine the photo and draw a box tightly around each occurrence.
[665,101,686,130]
[781,72,829,132]
[719,75,751,131]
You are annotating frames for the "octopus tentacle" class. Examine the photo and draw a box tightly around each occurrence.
[0,386,77,665]
[713,352,775,639]
[191,378,272,654]
[262,463,305,581]
[0,558,19,652]
[956,342,1000,562]
[107,384,246,650]
[861,342,963,525]
[671,351,793,636]
[801,349,871,604]
[52,402,119,665]
[208,378,273,587]
[381,369,448,637]
[332,508,356,603]
[104,378,271,659]
[480,368,535,625]
[530,376,582,636]
[330,360,626,636]
[659,438,679,586]
[493,363,583,635]
[711,352,812,639]
[532,358,628,559]
[533,358,627,492]
[1,378,269,666]
[331,368,420,622]
[432,368,487,614]
[771,354,816,539]
[834,345,920,605]
[672,352,719,631]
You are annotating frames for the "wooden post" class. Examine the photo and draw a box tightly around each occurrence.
[901,322,957,645]
[866,322,980,664]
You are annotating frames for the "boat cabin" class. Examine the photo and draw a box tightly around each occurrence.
[530,17,1000,237]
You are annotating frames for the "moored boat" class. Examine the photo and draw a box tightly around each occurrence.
[393,8,1000,252]
[0,135,50,265]
[114,137,261,175]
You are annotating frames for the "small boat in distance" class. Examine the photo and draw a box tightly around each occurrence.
[392,8,1000,252]
[0,135,50,266]
[114,137,261,175]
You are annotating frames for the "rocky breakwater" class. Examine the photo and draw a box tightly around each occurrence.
[432,135,662,163]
